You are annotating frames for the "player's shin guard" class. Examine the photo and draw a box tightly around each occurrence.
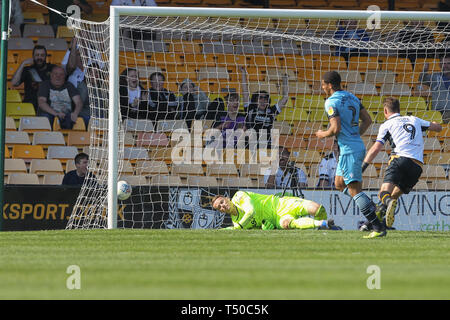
[289,217,323,230]
[314,205,327,221]
[353,192,384,232]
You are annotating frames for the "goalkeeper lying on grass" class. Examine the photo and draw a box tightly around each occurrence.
[211,191,340,230]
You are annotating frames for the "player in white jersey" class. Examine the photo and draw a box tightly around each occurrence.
[361,97,442,228]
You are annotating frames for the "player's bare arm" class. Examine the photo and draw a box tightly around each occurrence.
[429,122,443,132]
[362,141,383,167]
[359,108,373,136]
[315,116,340,139]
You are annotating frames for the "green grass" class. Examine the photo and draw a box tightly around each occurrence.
[0,229,449,299]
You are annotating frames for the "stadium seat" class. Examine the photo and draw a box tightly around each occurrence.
[292,121,324,137]
[32,131,66,148]
[184,54,216,68]
[363,164,378,178]
[56,26,75,42]
[185,175,219,187]
[171,164,204,177]
[6,102,36,123]
[303,137,334,151]
[363,123,382,136]
[308,109,329,123]
[219,176,256,188]
[65,160,76,173]
[119,175,148,186]
[348,56,379,71]
[8,37,35,50]
[417,111,443,124]
[4,158,28,175]
[67,131,91,148]
[248,81,277,93]
[290,149,322,164]
[399,97,428,113]
[266,68,296,82]
[29,159,64,175]
[7,173,40,185]
[276,108,309,122]
[423,138,442,154]
[121,160,135,176]
[197,67,229,82]
[364,70,396,85]
[47,50,68,65]
[315,55,347,71]
[135,160,169,176]
[273,121,292,135]
[4,146,10,158]
[19,117,52,132]
[53,117,86,132]
[206,163,239,177]
[42,174,64,185]
[11,145,46,160]
[287,82,312,95]
[7,63,20,79]
[6,117,17,131]
[135,132,170,148]
[379,57,413,73]
[156,120,189,133]
[362,178,384,190]
[279,135,304,149]
[380,83,412,96]
[123,147,150,162]
[422,165,447,181]
[430,180,450,191]
[371,152,390,168]
[339,70,363,84]
[239,163,268,178]
[346,83,378,95]
[361,96,384,112]
[123,118,155,132]
[47,146,79,164]
[23,24,55,40]
[150,174,183,186]
[6,90,22,103]
[149,148,174,163]
[5,131,30,147]
[425,152,450,165]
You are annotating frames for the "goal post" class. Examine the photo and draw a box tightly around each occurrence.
[65,6,450,230]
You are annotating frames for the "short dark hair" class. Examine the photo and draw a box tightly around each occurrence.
[383,97,400,113]
[322,71,341,89]
[33,45,47,56]
[74,152,89,164]
[149,71,165,81]
[226,92,240,102]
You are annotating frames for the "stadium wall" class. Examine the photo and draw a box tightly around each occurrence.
[2,186,449,231]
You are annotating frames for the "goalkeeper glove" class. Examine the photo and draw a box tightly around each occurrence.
[261,220,275,230]
[361,162,369,173]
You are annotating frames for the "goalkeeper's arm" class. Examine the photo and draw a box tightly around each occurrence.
[232,192,256,229]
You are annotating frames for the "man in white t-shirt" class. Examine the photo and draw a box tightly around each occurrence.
[362,97,442,228]
[264,147,308,189]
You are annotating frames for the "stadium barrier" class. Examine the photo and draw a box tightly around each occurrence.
[2,186,449,231]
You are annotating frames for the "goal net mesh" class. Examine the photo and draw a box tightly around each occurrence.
[66,13,449,230]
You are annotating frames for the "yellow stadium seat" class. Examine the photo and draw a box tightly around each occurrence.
[426,152,450,165]
[398,97,428,113]
[379,56,413,73]
[315,55,347,71]
[206,163,239,177]
[67,131,91,148]
[6,90,22,102]
[422,165,447,180]
[276,108,309,122]
[291,149,322,164]
[308,110,329,123]
[186,175,219,187]
[348,56,379,71]
[11,145,46,160]
[361,96,384,112]
[53,117,86,132]
[295,94,325,110]
[172,164,204,177]
[56,26,75,41]
[23,12,45,24]
[7,63,20,79]
[6,103,36,125]
[417,111,443,124]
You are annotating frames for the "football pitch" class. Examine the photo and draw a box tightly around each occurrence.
[0,229,449,300]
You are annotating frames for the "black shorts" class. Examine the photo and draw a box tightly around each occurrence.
[383,156,423,194]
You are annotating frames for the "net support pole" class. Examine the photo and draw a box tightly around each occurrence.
[107,6,120,229]
[0,0,10,232]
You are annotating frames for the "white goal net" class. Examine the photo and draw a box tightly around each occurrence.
[65,7,450,230]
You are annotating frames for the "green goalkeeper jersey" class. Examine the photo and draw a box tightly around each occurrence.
[230,191,311,229]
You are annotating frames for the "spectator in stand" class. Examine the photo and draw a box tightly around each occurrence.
[148,71,179,121]
[333,19,370,62]
[0,0,23,28]
[62,152,93,185]
[37,65,83,129]
[177,78,208,128]
[241,66,289,148]
[11,45,55,113]
[119,67,149,120]
[419,54,450,123]
[317,139,339,189]
[61,38,92,126]
[47,0,92,34]
[264,147,308,189]
[213,92,246,148]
